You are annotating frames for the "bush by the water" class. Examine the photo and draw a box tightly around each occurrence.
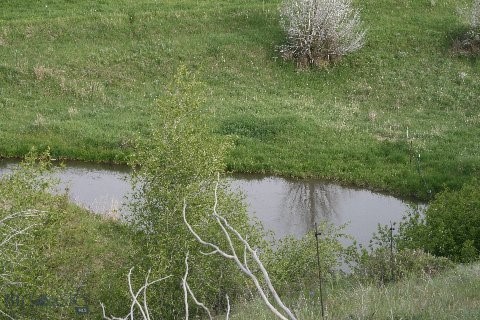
[279,0,366,68]
[353,248,453,284]
[265,222,353,293]
[0,151,137,319]
[398,180,480,263]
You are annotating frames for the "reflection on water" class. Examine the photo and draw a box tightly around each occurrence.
[285,180,340,226]
[54,162,131,218]
[0,161,418,246]
[228,175,417,245]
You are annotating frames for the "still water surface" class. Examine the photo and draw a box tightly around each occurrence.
[0,161,418,246]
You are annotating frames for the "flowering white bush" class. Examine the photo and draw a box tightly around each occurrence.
[279,0,366,68]
[454,0,480,55]
[469,0,480,29]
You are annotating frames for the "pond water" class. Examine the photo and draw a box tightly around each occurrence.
[0,161,420,246]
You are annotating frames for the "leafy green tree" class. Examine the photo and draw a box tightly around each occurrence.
[127,67,263,317]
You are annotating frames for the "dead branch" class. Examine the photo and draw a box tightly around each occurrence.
[101,268,172,320]
[182,252,212,320]
[1,209,44,319]
[183,179,297,320]
[0,210,42,247]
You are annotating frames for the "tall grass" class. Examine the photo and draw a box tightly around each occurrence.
[227,262,480,319]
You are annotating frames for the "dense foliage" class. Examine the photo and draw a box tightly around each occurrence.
[1,0,480,317]
[266,222,352,293]
[397,180,480,263]
[353,247,453,284]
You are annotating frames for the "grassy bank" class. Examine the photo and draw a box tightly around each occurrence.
[1,0,479,198]
[0,164,137,319]
[227,262,480,319]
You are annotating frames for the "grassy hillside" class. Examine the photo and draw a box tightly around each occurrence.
[1,0,479,198]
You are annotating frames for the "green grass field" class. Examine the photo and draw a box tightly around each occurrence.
[1,0,479,199]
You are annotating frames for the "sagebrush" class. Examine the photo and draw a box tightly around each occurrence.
[279,0,366,68]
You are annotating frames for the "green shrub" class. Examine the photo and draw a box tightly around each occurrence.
[352,218,455,284]
[0,149,54,296]
[265,222,352,293]
[399,180,480,263]
[0,151,136,319]
[353,248,454,284]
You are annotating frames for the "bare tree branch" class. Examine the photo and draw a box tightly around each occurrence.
[225,294,230,320]
[182,252,212,320]
[101,268,172,320]
[0,210,42,247]
[183,178,297,320]
[1,209,44,319]
[102,176,297,320]
[0,309,15,320]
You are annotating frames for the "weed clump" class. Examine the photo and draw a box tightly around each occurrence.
[354,248,453,285]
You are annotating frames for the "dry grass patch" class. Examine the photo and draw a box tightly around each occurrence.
[33,65,54,80]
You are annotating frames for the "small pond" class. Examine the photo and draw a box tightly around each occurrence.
[0,161,421,246]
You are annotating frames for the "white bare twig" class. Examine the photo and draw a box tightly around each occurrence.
[225,294,230,320]
[183,179,297,320]
[0,223,36,248]
[102,176,297,320]
[1,209,43,319]
[0,309,15,320]
[101,268,172,320]
[0,210,41,247]
[182,252,212,320]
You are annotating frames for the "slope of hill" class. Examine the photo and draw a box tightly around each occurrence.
[1,0,479,198]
